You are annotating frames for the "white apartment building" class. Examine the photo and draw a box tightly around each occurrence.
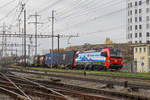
[127,0,150,43]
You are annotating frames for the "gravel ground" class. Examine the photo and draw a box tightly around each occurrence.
[12,72,150,98]
[9,67,150,84]
[44,71,150,85]
[0,93,14,100]
[0,95,58,100]
[17,69,150,85]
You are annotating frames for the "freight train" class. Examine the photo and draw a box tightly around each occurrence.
[17,48,123,71]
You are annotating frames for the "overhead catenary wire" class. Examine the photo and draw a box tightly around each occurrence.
[0,0,135,53]
[56,0,125,25]
[0,0,27,24]
[55,7,126,33]
[55,0,146,33]
[85,24,126,35]
[37,0,125,34]
[38,0,63,14]
[0,0,17,10]
[56,0,87,14]
[57,0,99,16]
[32,0,125,32]
[0,3,20,22]
[23,0,126,38]
[57,0,120,19]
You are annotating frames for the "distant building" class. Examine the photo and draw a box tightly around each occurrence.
[134,44,150,72]
[127,0,150,43]
[105,38,113,44]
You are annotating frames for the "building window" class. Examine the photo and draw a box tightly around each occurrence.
[146,0,149,5]
[135,2,138,6]
[139,9,142,13]
[130,26,132,31]
[139,1,142,5]
[135,33,138,38]
[147,24,150,29]
[135,41,138,43]
[139,25,142,29]
[135,48,138,52]
[139,17,142,22]
[139,48,142,53]
[130,2,132,7]
[147,32,150,37]
[135,9,138,14]
[146,16,149,21]
[146,8,150,13]
[135,17,137,22]
[139,33,142,37]
[144,48,146,52]
[130,10,132,15]
[128,34,130,39]
[139,41,142,43]
[128,33,132,39]
[131,34,132,38]
[130,18,132,23]
[129,34,131,39]
[128,3,130,8]
[135,25,138,30]
[128,27,130,31]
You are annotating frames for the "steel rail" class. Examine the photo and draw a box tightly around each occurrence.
[6,73,73,100]
[0,83,68,100]
[0,80,114,100]
[4,74,117,100]
[8,73,150,100]
[9,69,150,90]
[0,86,28,100]
[36,80,150,100]
[8,67,150,81]
[0,73,32,100]
[6,72,150,100]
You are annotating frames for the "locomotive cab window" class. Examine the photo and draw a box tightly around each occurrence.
[109,49,122,58]
[101,52,107,57]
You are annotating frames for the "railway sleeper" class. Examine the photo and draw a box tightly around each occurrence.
[100,83,114,89]
[0,75,116,100]
[42,82,150,100]
[0,83,67,100]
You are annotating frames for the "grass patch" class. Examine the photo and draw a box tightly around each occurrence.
[11,65,150,79]
[33,75,44,79]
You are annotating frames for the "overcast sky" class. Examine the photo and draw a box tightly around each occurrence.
[0,0,126,55]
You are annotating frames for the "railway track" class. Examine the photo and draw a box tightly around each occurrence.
[0,72,69,100]
[8,66,150,81]
[0,69,120,100]
[8,68,150,90]
[1,66,150,100]
[6,72,150,100]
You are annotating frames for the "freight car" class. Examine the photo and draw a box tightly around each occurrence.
[45,52,58,67]
[44,48,123,70]
[17,48,123,71]
[17,55,45,67]
[33,55,45,67]
[45,51,76,68]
